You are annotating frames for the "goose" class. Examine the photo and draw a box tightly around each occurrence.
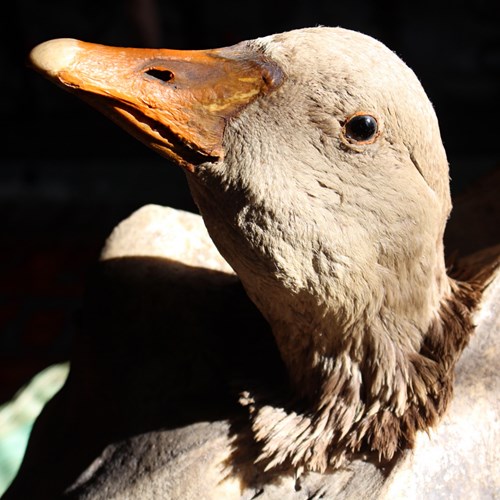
[15,26,499,497]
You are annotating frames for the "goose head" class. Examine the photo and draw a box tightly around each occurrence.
[30,27,476,472]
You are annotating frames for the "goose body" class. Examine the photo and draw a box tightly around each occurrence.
[7,26,499,497]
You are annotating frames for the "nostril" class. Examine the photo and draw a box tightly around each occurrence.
[145,68,174,82]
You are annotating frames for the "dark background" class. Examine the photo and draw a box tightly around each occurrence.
[1,0,499,402]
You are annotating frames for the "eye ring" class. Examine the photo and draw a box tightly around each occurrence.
[342,113,379,145]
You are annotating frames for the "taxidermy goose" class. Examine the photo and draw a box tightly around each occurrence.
[28,27,497,476]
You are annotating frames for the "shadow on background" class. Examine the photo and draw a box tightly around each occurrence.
[0,0,499,402]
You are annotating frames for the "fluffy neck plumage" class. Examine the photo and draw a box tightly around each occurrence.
[241,273,479,473]
[188,172,477,472]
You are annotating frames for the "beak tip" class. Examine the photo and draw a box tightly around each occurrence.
[29,38,81,76]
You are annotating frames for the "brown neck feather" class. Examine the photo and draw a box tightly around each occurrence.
[242,269,490,473]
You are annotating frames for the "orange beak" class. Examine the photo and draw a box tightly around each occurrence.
[29,38,282,171]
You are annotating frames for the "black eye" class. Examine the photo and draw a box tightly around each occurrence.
[344,114,378,143]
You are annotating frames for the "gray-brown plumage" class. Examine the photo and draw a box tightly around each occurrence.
[186,29,491,470]
[13,26,499,497]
